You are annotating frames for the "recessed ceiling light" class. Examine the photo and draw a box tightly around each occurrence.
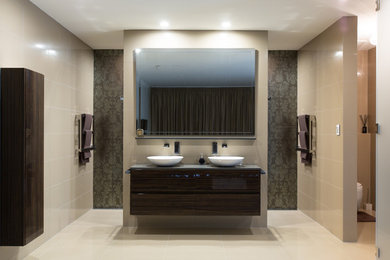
[221,21,231,29]
[160,20,169,28]
[135,48,141,54]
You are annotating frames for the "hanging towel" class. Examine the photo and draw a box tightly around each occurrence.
[84,130,92,149]
[302,152,312,165]
[80,151,91,163]
[80,114,93,164]
[83,114,93,131]
[299,131,308,150]
[299,131,308,162]
[298,115,309,132]
[298,114,312,165]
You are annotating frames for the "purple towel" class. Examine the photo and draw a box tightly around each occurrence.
[83,114,93,131]
[80,151,91,163]
[80,114,93,164]
[301,153,312,165]
[298,115,308,132]
[299,132,307,149]
[84,130,92,149]
[299,131,308,161]
[298,115,312,165]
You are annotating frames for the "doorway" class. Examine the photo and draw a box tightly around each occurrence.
[357,47,376,242]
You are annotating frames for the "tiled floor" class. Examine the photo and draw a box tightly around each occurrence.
[24,210,376,260]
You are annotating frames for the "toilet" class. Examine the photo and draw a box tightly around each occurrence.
[357,182,363,211]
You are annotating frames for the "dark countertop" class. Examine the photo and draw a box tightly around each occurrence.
[126,164,266,174]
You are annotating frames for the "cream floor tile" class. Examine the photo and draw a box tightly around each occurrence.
[24,244,106,260]
[98,244,168,260]
[357,222,376,245]
[24,209,376,260]
[225,245,291,260]
[164,245,227,260]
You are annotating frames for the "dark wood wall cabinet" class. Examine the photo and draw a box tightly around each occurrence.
[129,165,264,216]
[0,68,44,246]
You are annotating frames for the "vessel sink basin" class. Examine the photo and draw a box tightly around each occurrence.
[147,155,184,166]
[208,156,244,167]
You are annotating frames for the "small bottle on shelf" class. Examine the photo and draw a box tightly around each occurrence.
[199,153,205,165]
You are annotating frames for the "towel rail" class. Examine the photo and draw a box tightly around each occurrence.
[296,115,316,154]
[296,115,316,165]
[76,114,95,153]
[76,114,82,153]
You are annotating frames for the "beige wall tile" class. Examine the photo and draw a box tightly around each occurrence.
[298,16,357,242]
[0,0,93,259]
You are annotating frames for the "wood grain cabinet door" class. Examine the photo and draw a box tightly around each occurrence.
[194,170,260,193]
[131,169,196,193]
[0,68,44,246]
[23,69,44,245]
[130,168,261,216]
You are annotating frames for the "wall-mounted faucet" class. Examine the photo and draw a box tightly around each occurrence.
[174,141,180,154]
[163,143,170,148]
[222,143,228,148]
[212,142,218,155]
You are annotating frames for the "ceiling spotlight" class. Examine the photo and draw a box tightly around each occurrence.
[221,21,231,29]
[135,48,141,54]
[160,20,169,28]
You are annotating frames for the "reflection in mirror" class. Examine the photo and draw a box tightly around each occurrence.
[135,48,256,136]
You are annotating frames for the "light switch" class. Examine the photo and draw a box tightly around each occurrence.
[336,124,340,136]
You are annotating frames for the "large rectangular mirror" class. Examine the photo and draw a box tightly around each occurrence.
[135,48,256,137]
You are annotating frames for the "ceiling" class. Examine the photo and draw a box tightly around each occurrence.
[30,0,377,50]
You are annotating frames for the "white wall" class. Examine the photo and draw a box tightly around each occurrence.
[123,30,268,228]
[0,0,94,259]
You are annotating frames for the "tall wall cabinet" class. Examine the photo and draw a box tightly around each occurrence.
[0,68,44,246]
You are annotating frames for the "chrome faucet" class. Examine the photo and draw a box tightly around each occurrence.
[174,141,180,154]
[212,142,218,155]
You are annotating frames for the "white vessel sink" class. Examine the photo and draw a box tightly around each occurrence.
[147,155,184,166]
[208,156,244,167]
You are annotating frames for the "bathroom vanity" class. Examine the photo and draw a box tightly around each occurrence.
[127,164,265,216]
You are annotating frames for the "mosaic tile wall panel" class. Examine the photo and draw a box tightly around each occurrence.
[93,50,124,208]
[268,51,298,209]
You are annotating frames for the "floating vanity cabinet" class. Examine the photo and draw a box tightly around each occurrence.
[129,165,264,216]
[0,68,44,246]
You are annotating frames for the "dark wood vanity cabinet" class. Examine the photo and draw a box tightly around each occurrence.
[130,167,261,216]
[0,68,44,246]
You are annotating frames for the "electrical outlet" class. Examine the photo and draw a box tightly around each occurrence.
[336,124,340,136]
